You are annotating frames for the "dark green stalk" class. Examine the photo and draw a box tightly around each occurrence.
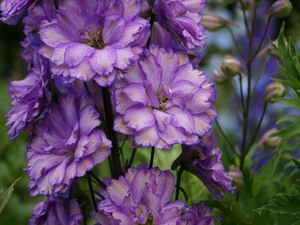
[246,101,268,152]
[90,171,106,188]
[226,26,246,62]
[216,120,239,156]
[149,147,155,169]
[238,74,246,114]
[102,88,122,179]
[128,148,137,168]
[252,16,272,60]
[87,172,98,212]
[175,167,184,200]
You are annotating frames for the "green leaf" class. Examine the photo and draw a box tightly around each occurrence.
[254,180,300,222]
[0,177,21,214]
[273,23,300,95]
[292,159,300,171]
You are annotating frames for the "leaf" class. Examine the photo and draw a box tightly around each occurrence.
[272,23,300,95]
[254,179,300,222]
[0,177,21,214]
[292,159,300,171]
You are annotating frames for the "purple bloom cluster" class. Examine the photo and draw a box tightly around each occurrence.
[95,166,214,225]
[173,133,235,199]
[39,0,150,86]
[0,0,38,24]
[6,54,51,139]
[26,91,111,196]
[153,0,206,49]
[114,45,216,149]
[29,197,83,225]
[2,0,234,223]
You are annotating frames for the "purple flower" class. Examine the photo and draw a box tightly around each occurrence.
[180,203,215,225]
[21,0,56,62]
[39,0,150,87]
[29,196,83,225]
[0,0,38,25]
[96,166,185,225]
[6,54,51,139]
[26,91,111,196]
[172,133,235,199]
[153,0,206,49]
[113,45,216,149]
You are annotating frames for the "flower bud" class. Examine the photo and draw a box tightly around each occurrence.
[201,12,240,31]
[269,0,292,18]
[212,68,228,83]
[228,165,244,187]
[221,55,243,78]
[258,128,281,148]
[201,12,226,31]
[262,81,285,102]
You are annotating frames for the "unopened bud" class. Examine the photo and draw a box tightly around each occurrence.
[201,12,240,31]
[258,128,281,148]
[212,68,228,83]
[201,12,226,31]
[269,0,292,18]
[228,165,244,187]
[263,81,285,102]
[221,55,244,77]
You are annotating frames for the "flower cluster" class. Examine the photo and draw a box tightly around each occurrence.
[1,0,235,223]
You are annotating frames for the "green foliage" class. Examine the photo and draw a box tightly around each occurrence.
[254,160,300,224]
[0,177,20,214]
[272,23,300,96]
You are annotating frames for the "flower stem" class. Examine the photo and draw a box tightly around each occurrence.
[175,167,184,200]
[246,101,268,152]
[128,148,137,169]
[149,147,155,169]
[102,87,122,179]
[87,172,98,212]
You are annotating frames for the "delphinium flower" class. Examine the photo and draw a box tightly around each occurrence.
[95,166,186,225]
[6,53,51,139]
[39,0,150,87]
[29,196,83,225]
[0,0,38,25]
[150,22,203,68]
[113,45,216,149]
[153,0,206,49]
[26,90,111,196]
[180,203,215,225]
[172,133,235,199]
[21,0,56,62]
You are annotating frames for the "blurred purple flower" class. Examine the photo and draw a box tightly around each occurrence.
[26,91,111,196]
[172,133,235,199]
[39,0,150,87]
[96,166,185,225]
[29,196,83,225]
[113,45,216,149]
[6,54,51,139]
[21,0,56,62]
[150,22,203,68]
[153,0,206,49]
[180,203,215,225]
[0,0,38,25]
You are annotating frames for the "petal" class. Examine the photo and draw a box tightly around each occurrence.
[89,47,117,75]
[64,43,95,67]
[115,47,135,70]
[102,14,125,45]
[123,105,155,131]
[135,126,159,147]
[40,22,70,47]
[168,107,195,133]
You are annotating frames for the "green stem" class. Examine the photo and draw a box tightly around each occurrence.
[87,172,98,212]
[128,148,137,168]
[175,167,184,200]
[246,102,268,152]
[149,147,155,169]
[216,120,239,156]
[102,88,122,179]
[238,74,245,114]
